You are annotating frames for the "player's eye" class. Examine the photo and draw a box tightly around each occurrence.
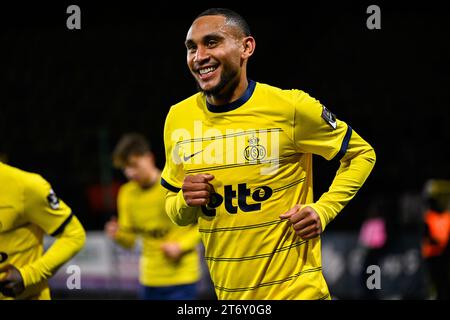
[206,40,218,48]
[186,44,197,53]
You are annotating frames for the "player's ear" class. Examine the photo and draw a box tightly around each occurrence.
[241,36,255,59]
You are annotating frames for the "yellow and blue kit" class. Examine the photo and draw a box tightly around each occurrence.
[161,80,376,299]
[114,179,201,287]
[0,162,85,300]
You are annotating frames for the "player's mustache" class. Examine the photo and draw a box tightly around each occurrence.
[192,61,218,71]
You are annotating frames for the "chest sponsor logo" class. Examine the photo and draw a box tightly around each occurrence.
[201,183,273,216]
[127,227,169,239]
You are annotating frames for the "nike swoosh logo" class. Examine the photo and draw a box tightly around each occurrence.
[183,150,203,162]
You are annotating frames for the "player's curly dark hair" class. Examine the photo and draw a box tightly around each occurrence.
[196,8,251,37]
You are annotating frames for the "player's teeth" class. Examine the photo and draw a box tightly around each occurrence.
[199,67,216,74]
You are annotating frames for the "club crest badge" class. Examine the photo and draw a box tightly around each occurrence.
[244,137,266,161]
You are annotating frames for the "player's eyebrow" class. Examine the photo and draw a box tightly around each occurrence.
[185,39,195,48]
[202,33,225,43]
[185,33,225,48]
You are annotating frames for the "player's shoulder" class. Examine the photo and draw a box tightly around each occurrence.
[252,82,317,121]
[254,81,311,105]
[167,92,203,119]
[0,162,47,190]
[118,180,139,195]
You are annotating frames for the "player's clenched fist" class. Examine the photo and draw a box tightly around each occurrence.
[280,205,322,240]
[0,264,25,298]
[182,174,214,207]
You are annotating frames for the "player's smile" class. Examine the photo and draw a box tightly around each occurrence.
[197,65,218,81]
[194,62,224,92]
[193,59,221,86]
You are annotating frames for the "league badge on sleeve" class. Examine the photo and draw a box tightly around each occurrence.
[47,189,60,210]
[321,105,337,130]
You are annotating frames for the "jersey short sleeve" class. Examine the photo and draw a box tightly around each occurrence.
[23,174,72,236]
[161,108,185,192]
[292,90,353,160]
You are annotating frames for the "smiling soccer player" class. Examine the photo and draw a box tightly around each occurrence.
[161,8,376,300]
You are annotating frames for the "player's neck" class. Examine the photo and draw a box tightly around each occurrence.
[207,78,248,106]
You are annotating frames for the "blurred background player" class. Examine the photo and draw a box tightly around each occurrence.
[0,161,86,300]
[104,133,202,300]
[422,179,450,300]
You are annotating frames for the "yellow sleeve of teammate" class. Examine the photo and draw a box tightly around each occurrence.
[114,187,137,248]
[18,174,85,287]
[18,216,86,288]
[22,173,73,235]
[293,90,376,230]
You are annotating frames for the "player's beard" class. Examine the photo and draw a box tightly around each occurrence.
[195,65,238,99]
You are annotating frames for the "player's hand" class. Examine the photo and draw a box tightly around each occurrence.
[105,216,119,240]
[280,205,322,240]
[182,174,215,207]
[0,264,25,298]
[161,242,183,262]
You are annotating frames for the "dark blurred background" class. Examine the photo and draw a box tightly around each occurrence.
[1,0,449,299]
[1,1,448,230]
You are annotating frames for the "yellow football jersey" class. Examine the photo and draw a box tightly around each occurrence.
[162,80,375,299]
[0,162,73,300]
[115,178,201,287]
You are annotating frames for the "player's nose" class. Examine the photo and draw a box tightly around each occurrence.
[124,168,137,180]
[194,46,210,63]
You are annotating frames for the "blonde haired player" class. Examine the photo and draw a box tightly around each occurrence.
[0,162,86,299]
